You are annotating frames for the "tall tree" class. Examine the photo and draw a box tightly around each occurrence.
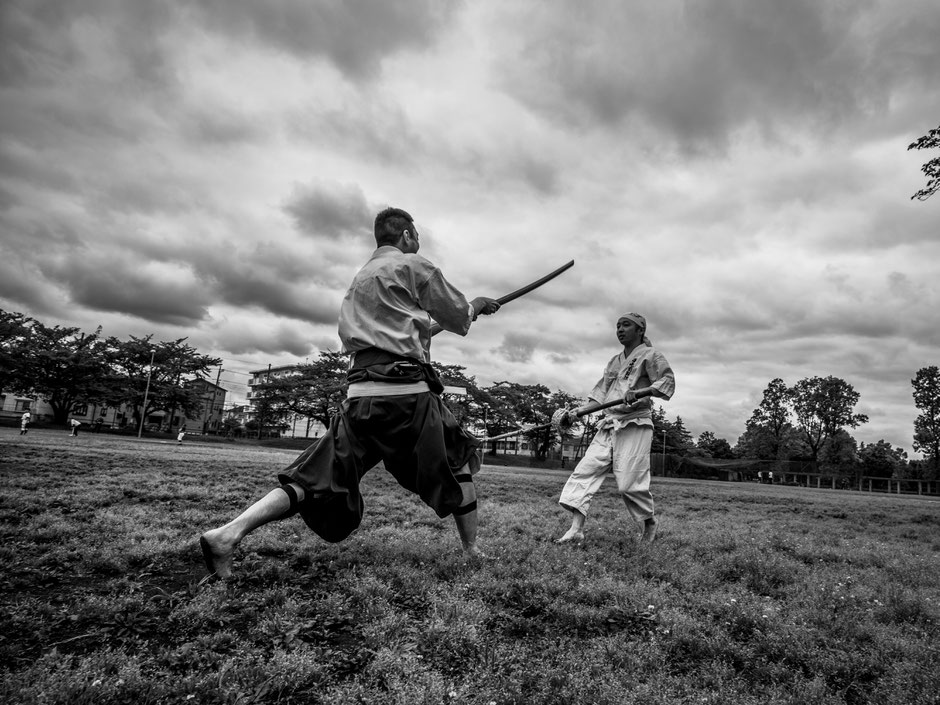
[0,310,34,392]
[747,378,794,460]
[858,440,907,480]
[790,376,869,468]
[254,352,349,434]
[484,381,557,459]
[697,431,734,459]
[651,407,694,457]
[433,362,491,428]
[908,124,940,201]
[671,416,695,455]
[104,335,221,428]
[15,322,111,424]
[911,365,940,476]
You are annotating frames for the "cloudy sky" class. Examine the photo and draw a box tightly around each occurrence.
[2,0,938,455]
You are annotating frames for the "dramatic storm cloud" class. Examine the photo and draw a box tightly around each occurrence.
[1,0,938,454]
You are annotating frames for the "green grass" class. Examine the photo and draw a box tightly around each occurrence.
[1,429,938,704]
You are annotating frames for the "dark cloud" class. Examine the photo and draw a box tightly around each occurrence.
[0,0,179,93]
[495,332,539,363]
[282,181,372,238]
[288,100,424,164]
[210,273,338,324]
[180,106,263,146]
[215,324,317,357]
[45,255,211,326]
[494,0,940,152]
[188,0,460,79]
[0,259,58,316]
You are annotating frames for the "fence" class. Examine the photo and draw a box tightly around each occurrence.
[775,472,938,497]
[651,455,939,497]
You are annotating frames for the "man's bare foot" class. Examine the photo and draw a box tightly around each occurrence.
[200,531,237,579]
[555,529,585,544]
[641,520,657,543]
[463,544,492,561]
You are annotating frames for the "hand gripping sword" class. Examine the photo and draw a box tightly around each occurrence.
[430,260,574,337]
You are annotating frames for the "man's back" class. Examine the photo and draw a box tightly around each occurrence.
[338,246,473,363]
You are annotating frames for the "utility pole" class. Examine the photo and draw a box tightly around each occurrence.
[661,429,667,475]
[203,366,223,434]
[137,348,156,438]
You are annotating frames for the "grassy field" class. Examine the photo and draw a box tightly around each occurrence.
[1,429,938,705]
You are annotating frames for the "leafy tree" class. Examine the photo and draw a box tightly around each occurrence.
[651,407,693,457]
[908,124,940,201]
[858,439,907,479]
[912,366,940,477]
[819,429,859,478]
[745,378,795,460]
[295,351,350,429]
[697,431,734,459]
[0,309,34,391]
[670,416,695,456]
[484,381,559,459]
[15,321,111,424]
[433,362,492,428]
[104,335,221,428]
[789,376,869,468]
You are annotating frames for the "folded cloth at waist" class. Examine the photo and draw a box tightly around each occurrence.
[346,346,444,394]
[347,381,430,398]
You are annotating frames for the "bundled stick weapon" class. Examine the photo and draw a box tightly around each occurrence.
[480,396,630,443]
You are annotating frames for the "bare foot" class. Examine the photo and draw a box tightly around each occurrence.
[641,520,657,543]
[555,529,585,544]
[464,544,492,561]
[200,531,237,579]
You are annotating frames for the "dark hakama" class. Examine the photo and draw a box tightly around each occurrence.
[278,391,480,543]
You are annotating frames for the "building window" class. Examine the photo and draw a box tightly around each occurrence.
[15,399,32,412]
[72,404,88,416]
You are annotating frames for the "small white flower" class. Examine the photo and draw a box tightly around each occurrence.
[92,680,102,687]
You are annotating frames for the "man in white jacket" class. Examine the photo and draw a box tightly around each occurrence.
[556,313,675,544]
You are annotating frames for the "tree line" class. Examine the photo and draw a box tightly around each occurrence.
[1,309,220,428]
[734,374,939,480]
[2,308,938,479]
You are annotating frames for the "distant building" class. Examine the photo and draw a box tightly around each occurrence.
[180,378,227,434]
[0,390,38,422]
[1,389,135,429]
[246,364,326,438]
[1,377,227,434]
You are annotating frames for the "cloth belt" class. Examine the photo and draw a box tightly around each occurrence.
[347,381,431,399]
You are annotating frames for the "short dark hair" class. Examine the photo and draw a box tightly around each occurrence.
[374,207,414,246]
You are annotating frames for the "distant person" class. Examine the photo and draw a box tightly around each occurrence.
[177,425,186,445]
[555,313,675,544]
[200,207,501,579]
[93,416,105,433]
[68,417,81,436]
[20,411,31,435]
[767,470,774,485]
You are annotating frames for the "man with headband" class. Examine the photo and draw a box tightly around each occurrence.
[555,312,675,543]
